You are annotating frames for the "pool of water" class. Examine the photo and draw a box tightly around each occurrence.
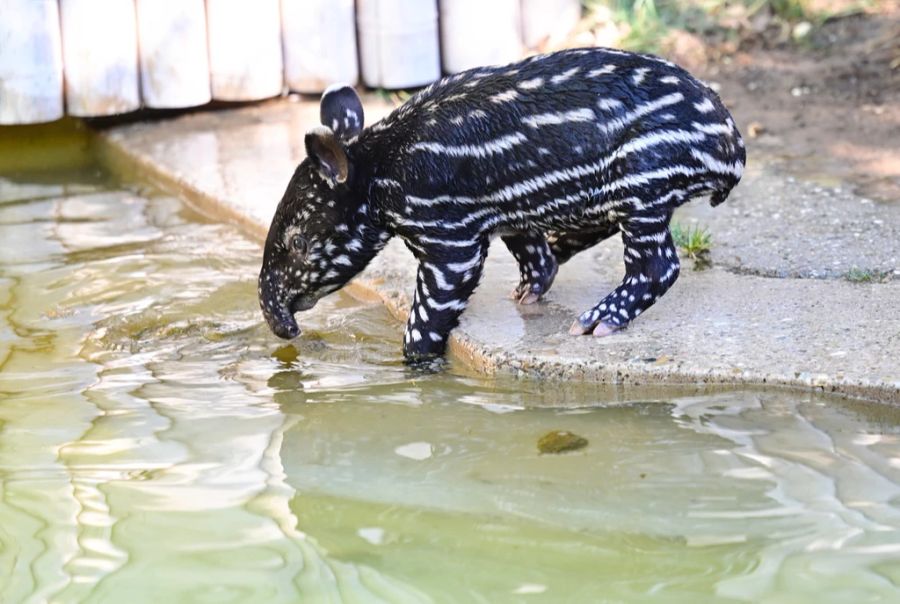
[2,164,900,603]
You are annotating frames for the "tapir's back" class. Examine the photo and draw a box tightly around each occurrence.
[362,47,744,236]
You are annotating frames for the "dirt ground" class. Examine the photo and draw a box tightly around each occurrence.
[693,4,900,202]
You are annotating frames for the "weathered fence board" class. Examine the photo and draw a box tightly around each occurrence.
[0,0,584,124]
[358,0,441,89]
[521,0,582,49]
[206,0,284,101]
[0,0,64,124]
[441,0,522,73]
[59,0,140,117]
[136,0,211,109]
[281,0,359,94]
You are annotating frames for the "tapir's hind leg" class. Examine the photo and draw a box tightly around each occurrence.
[570,211,681,337]
[502,232,558,304]
[503,225,618,305]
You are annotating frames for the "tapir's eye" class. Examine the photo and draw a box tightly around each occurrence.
[290,234,308,256]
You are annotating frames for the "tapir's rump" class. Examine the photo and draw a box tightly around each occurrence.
[259,48,746,362]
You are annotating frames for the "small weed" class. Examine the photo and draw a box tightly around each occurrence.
[671,222,712,269]
[762,0,812,22]
[844,268,891,283]
[374,88,414,106]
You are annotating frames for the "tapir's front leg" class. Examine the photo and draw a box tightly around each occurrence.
[404,243,488,361]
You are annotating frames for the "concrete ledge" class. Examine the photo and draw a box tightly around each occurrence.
[92,100,900,404]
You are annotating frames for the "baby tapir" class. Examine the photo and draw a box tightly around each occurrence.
[259,47,745,361]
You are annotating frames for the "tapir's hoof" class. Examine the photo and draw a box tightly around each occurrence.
[592,321,623,337]
[512,263,558,305]
[569,320,589,335]
[511,284,545,305]
[569,318,624,337]
[518,291,541,305]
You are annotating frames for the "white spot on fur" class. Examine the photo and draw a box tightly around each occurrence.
[518,77,544,90]
[410,132,528,158]
[597,98,625,112]
[551,67,580,85]
[598,92,685,135]
[523,108,594,128]
[490,89,519,103]
[588,65,616,77]
[694,98,715,113]
[632,67,650,85]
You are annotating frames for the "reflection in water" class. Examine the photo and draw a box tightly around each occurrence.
[1,171,900,603]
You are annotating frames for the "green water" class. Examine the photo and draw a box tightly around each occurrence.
[2,166,900,604]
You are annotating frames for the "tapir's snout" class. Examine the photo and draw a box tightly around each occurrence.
[270,316,300,340]
[258,267,316,340]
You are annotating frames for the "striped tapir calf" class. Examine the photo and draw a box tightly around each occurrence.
[259,47,745,361]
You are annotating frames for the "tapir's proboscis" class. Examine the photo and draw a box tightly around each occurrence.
[258,48,745,362]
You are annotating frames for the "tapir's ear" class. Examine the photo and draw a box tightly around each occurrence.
[320,84,364,141]
[305,126,349,185]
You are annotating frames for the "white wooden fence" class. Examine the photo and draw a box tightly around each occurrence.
[0,0,581,125]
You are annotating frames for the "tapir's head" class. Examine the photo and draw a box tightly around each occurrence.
[258,85,385,340]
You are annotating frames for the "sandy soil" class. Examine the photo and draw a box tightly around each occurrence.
[698,6,900,202]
